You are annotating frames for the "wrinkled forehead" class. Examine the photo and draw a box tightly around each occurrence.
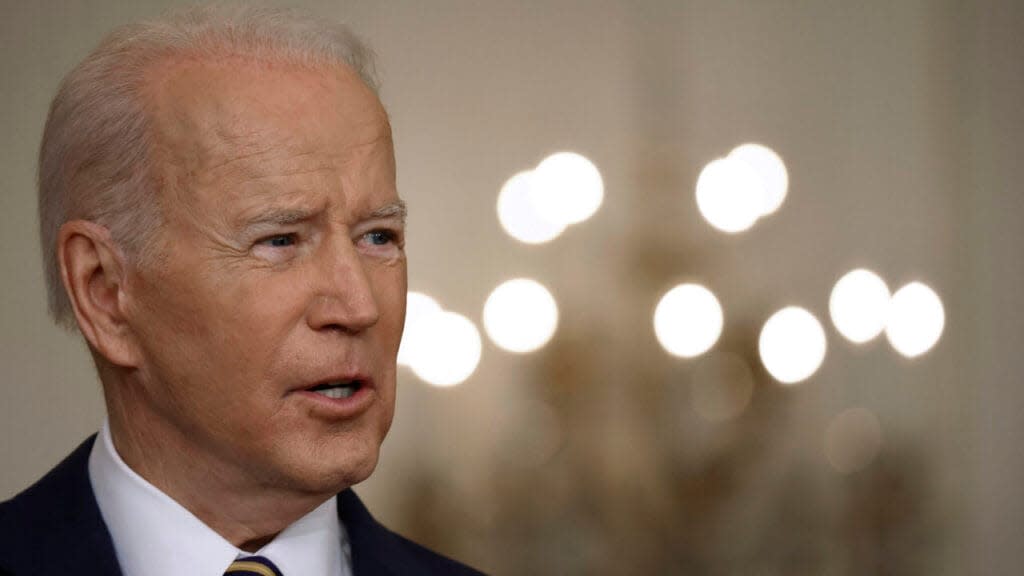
[143,55,392,195]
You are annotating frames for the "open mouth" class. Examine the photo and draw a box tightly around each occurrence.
[307,380,364,400]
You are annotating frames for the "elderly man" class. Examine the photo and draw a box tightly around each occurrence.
[0,5,482,576]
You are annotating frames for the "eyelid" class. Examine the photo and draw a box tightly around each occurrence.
[355,224,404,254]
[355,218,404,237]
[370,229,399,242]
[256,232,298,245]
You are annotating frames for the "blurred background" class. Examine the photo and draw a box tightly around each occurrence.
[2,1,1022,574]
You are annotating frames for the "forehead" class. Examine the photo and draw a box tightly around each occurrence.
[144,55,393,205]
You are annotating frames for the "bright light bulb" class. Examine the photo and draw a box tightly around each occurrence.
[824,407,883,474]
[496,170,567,244]
[759,306,827,384]
[885,282,944,358]
[410,311,482,387]
[398,292,442,367]
[695,157,764,233]
[829,269,891,344]
[653,284,724,358]
[529,151,604,226]
[483,278,559,353]
[728,143,788,216]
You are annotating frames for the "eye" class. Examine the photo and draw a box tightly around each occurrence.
[364,229,397,246]
[262,234,297,248]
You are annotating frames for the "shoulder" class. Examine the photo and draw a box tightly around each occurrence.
[337,489,486,576]
[0,436,121,575]
[368,526,486,576]
[0,437,92,529]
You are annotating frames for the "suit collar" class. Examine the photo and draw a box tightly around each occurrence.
[337,488,403,575]
[89,422,350,576]
[1,437,390,576]
[1,436,476,576]
[340,488,452,575]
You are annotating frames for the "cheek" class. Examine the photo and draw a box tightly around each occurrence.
[208,258,324,331]
[130,264,306,382]
[219,277,305,333]
[369,262,407,349]
[129,270,215,372]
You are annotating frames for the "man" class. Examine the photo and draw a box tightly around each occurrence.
[0,5,483,575]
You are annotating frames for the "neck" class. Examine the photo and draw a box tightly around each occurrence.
[102,372,331,550]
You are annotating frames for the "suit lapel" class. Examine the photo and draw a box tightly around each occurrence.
[337,489,406,576]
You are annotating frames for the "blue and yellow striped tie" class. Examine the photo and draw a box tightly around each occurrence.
[224,556,284,576]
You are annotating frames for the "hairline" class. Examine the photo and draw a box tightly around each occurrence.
[138,51,391,251]
[38,5,382,329]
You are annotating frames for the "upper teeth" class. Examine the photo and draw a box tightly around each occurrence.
[315,386,356,399]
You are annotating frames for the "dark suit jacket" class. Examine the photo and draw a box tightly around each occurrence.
[0,436,484,575]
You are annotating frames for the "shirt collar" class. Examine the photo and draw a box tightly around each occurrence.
[88,420,350,576]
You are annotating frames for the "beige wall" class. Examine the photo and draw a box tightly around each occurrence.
[2,1,1021,573]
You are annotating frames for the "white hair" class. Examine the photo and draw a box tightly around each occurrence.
[38,3,380,328]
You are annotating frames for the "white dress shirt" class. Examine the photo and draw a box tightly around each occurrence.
[88,420,353,576]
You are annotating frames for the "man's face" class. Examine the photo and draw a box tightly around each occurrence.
[121,57,406,494]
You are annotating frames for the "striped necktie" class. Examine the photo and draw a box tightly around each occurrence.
[224,555,284,576]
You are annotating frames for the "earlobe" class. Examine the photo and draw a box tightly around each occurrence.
[58,221,140,367]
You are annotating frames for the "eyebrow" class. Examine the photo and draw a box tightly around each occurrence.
[239,199,407,231]
[367,200,408,224]
[242,209,315,229]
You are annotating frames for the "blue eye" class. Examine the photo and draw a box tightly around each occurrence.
[365,230,396,245]
[265,234,296,247]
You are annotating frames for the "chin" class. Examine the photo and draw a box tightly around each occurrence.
[329,449,380,490]
[287,434,383,495]
[273,399,394,495]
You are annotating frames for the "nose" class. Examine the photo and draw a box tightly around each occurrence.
[306,235,380,334]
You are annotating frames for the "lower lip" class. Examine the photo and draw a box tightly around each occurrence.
[293,385,375,419]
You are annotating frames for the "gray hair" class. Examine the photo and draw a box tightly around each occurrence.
[38,4,379,328]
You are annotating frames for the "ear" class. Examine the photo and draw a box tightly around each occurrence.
[58,220,140,367]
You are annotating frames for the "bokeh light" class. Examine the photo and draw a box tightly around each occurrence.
[824,407,883,474]
[728,143,788,216]
[759,306,827,384]
[496,170,567,244]
[829,268,891,344]
[483,278,559,353]
[654,284,724,358]
[410,311,482,387]
[397,291,442,367]
[690,352,755,422]
[695,157,764,233]
[885,281,945,358]
[529,151,604,226]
